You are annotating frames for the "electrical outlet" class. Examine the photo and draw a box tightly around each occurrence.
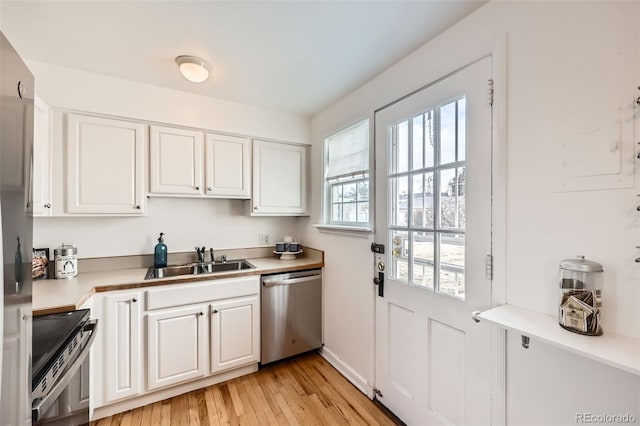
[259,233,270,245]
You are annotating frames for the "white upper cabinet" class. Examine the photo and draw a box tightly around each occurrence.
[32,96,52,216]
[252,140,308,216]
[205,133,251,199]
[66,113,146,215]
[149,125,203,195]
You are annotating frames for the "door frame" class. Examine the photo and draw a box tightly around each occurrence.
[371,34,507,426]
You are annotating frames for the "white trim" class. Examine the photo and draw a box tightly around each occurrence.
[312,223,373,237]
[489,34,508,426]
[320,346,374,398]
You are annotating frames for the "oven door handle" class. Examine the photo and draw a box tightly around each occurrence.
[32,319,98,421]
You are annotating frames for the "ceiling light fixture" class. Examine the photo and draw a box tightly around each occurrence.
[175,55,212,83]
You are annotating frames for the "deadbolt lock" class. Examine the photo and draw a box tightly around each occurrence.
[377,261,385,272]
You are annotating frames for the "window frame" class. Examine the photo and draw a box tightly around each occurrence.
[320,117,373,232]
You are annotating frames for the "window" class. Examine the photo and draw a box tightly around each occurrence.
[388,97,467,297]
[323,119,370,228]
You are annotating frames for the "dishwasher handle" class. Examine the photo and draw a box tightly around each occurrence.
[262,274,321,287]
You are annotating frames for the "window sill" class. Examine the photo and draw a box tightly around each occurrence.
[313,224,373,237]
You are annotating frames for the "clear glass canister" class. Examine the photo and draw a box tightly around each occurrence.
[558,255,604,336]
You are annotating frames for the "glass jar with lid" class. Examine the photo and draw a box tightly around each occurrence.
[558,255,604,336]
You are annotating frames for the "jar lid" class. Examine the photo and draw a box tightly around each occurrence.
[54,243,77,256]
[559,255,603,272]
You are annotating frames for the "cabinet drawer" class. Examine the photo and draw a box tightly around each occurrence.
[146,276,260,310]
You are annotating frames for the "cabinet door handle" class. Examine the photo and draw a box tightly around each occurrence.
[132,298,138,303]
[207,187,213,191]
[44,203,51,208]
[254,206,258,210]
[195,186,200,190]
[135,205,141,209]
[212,309,218,314]
[198,312,204,316]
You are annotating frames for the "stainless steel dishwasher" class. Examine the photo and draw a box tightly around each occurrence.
[261,269,322,364]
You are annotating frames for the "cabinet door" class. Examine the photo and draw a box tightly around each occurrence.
[210,295,259,374]
[150,125,203,195]
[252,140,308,215]
[32,96,51,216]
[205,133,250,198]
[66,114,146,214]
[147,305,207,391]
[104,291,141,403]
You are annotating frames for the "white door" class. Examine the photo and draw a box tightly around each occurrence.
[374,57,493,425]
[205,133,251,198]
[149,125,203,195]
[66,114,146,214]
[210,295,259,373]
[147,304,207,391]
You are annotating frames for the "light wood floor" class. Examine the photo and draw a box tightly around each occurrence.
[91,352,398,426]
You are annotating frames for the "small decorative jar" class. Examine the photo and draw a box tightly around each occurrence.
[54,243,78,279]
[558,255,604,336]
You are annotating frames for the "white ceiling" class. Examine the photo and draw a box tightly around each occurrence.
[1,1,486,116]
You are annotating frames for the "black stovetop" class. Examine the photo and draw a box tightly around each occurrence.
[32,309,90,387]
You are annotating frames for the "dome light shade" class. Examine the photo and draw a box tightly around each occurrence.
[175,55,212,83]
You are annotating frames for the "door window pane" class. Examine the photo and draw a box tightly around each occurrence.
[440,101,456,165]
[439,167,465,230]
[411,172,434,228]
[390,176,409,226]
[390,230,409,283]
[412,115,423,170]
[439,233,465,297]
[391,120,409,174]
[457,98,466,162]
[412,231,434,289]
[425,111,435,168]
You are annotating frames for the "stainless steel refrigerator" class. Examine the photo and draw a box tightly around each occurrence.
[0,31,34,426]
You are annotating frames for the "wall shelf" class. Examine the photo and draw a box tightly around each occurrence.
[477,304,640,376]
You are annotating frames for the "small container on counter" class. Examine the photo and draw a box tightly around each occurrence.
[54,243,78,279]
[558,255,604,336]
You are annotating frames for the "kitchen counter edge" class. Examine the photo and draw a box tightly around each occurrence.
[33,251,324,316]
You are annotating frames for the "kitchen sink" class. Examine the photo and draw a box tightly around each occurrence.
[144,259,255,280]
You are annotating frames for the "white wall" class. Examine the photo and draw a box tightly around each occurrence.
[300,0,640,422]
[29,61,309,258]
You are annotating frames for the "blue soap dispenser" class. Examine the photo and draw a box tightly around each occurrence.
[154,233,167,268]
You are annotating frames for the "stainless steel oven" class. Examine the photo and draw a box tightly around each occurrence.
[32,309,98,426]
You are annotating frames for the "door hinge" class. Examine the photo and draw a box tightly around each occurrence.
[485,254,494,280]
[374,388,383,398]
[487,79,494,106]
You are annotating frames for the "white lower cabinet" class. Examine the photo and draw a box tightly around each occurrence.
[146,304,207,391]
[103,291,142,404]
[210,295,260,374]
[92,276,260,414]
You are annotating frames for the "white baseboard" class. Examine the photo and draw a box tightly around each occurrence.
[320,346,374,398]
